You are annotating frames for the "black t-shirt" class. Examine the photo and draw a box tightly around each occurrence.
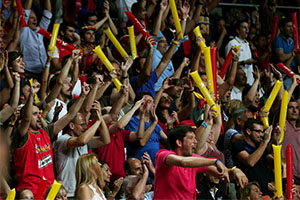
[232,140,274,195]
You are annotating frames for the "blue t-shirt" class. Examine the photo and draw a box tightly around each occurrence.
[125,115,162,166]
[272,34,295,89]
[130,71,157,98]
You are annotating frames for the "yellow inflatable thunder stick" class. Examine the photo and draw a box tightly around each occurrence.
[6,188,16,200]
[29,78,40,103]
[272,144,283,197]
[169,0,183,39]
[262,80,283,128]
[128,26,138,60]
[278,90,288,144]
[46,180,62,200]
[104,27,129,59]
[193,26,207,51]
[203,47,214,94]
[190,71,219,116]
[93,46,122,91]
[49,24,60,54]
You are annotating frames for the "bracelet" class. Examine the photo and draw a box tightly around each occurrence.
[232,57,238,62]
[201,121,208,128]
[45,64,51,68]
[215,160,221,166]
[122,76,128,79]
[173,40,179,45]
[231,166,237,170]
[189,88,194,93]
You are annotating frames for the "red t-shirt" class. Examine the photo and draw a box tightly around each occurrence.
[153,149,208,200]
[96,129,131,181]
[13,129,55,195]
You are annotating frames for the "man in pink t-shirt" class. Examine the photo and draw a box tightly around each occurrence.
[153,125,229,200]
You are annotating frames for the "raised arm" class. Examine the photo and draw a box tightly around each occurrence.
[242,66,260,107]
[44,0,51,12]
[18,88,34,137]
[137,37,154,88]
[154,39,178,79]
[139,105,158,146]
[131,164,149,199]
[109,98,144,134]
[218,47,239,98]
[24,0,33,10]
[172,57,189,78]
[103,1,118,35]
[288,75,300,102]
[195,106,215,155]
[236,126,272,167]
[53,83,89,136]
[152,0,168,36]
[40,51,52,101]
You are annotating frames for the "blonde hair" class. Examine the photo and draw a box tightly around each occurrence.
[75,153,105,190]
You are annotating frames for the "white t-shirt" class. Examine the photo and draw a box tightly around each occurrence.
[53,134,88,197]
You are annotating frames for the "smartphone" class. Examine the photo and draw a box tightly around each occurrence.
[170,79,184,86]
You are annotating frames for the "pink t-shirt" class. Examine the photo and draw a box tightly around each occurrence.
[153,149,208,200]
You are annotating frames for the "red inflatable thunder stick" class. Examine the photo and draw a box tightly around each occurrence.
[125,11,156,45]
[37,27,76,52]
[15,0,27,27]
[275,63,300,84]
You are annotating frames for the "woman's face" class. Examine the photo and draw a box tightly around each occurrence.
[102,163,112,183]
[159,93,172,109]
[12,56,25,73]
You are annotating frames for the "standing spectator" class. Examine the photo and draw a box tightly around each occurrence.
[225,20,256,85]
[232,118,274,195]
[281,99,300,179]
[153,125,229,199]
[20,0,52,76]
[272,16,299,89]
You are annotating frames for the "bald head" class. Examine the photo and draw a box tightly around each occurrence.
[124,158,143,176]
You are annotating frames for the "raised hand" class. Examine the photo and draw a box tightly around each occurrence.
[231,46,240,58]
[81,82,90,96]
[181,1,190,16]
[162,78,172,90]
[12,72,21,82]
[160,0,168,11]
[263,125,273,144]
[54,102,63,116]
[121,57,133,73]
[145,36,154,49]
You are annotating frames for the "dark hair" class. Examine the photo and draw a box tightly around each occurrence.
[134,91,153,104]
[168,125,194,150]
[124,160,130,173]
[131,2,143,16]
[60,22,78,33]
[234,20,248,35]
[243,118,263,132]
[279,16,292,28]
[8,51,22,67]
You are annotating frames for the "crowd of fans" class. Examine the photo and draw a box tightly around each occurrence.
[0,0,299,199]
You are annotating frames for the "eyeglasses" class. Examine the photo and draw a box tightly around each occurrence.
[251,129,264,133]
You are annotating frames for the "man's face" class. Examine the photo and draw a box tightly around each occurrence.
[181,131,197,156]
[282,22,293,38]
[28,12,38,30]
[235,69,247,86]
[63,26,76,43]
[249,123,264,145]
[71,113,87,136]
[0,37,5,52]
[30,106,42,130]
[249,184,263,200]
[140,95,154,113]
[128,158,143,176]
[87,16,97,26]
[237,22,249,40]
[287,101,299,122]
[157,38,168,54]
[61,78,72,97]
[136,7,146,20]
[84,30,95,43]
[216,19,226,33]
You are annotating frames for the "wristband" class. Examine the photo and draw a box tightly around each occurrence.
[173,40,179,45]
[201,121,208,128]
[122,76,128,79]
[231,166,236,170]
[45,64,51,68]
[232,57,238,62]
[215,160,221,166]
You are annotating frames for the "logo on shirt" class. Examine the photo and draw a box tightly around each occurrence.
[38,154,52,169]
[35,144,51,153]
